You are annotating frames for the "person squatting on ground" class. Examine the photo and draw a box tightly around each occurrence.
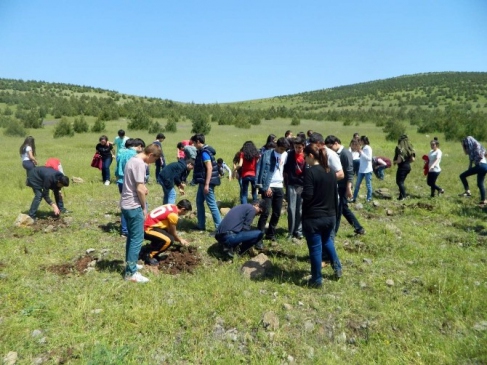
[302,144,342,287]
[217,158,232,180]
[120,143,161,283]
[372,156,391,180]
[27,166,70,220]
[215,199,266,259]
[20,136,37,176]
[352,136,373,202]
[142,200,192,265]
[236,141,260,204]
[394,135,416,201]
[325,135,365,235]
[191,134,222,231]
[95,135,113,186]
[459,136,487,206]
[283,136,305,240]
[159,158,194,204]
[426,138,444,198]
[255,137,290,247]
[115,138,146,237]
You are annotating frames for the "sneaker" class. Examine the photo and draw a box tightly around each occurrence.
[306,279,323,289]
[222,246,235,259]
[125,272,149,283]
[60,209,72,214]
[136,264,144,270]
[354,228,365,235]
[294,233,304,240]
[104,180,110,186]
[458,191,471,197]
[439,189,445,195]
[255,241,264,251]
[334,269,343,280]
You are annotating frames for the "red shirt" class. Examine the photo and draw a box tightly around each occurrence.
[239,152,258,178]
[144,204,178,231]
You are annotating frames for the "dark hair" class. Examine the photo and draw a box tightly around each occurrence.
[19,136,36,156]
[431,137,440,147]
[285,130,292,138]
[217,158,223,164]
[306,130,314,137]
[129,138,146,148]
[297,132,306,140]
[59,175,70,187]
[99,135,108,142]
[177,199,192,211]
[156,133,165,140]
[265,141,276,150]
[308,132,324,144]
[293,136,305,146]
[304,144,329,172]
[177,142,184,149]
[265,134,276,145]
[353,133,360,140]
[276,137,290,149]
[349,139,360,150]
[360,136,370,145]
[118,129,125,137]
[252,199,267,211]
[324,135,341,145]
[191,134,205,144]
[124,138,134,148]
[242,141,259,161]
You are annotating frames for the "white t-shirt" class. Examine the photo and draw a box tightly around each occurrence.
[349,147,360,161]
[269,151,287,188]
[428,149,442,172]
[359,145,373,173]
[21,146,32,161]
[326,147,342,173]
[121,156,146,209]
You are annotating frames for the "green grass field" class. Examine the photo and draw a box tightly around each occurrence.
[1,119,486,364]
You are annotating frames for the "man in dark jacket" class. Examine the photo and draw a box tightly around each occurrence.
[215,200,266,258]
[27,166,70,220]
[190,134,221,231]
[325,135,365,235]
[159,158,194,204]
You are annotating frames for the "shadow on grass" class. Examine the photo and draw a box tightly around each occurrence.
[98,222,120,234]
[96,259,124,273]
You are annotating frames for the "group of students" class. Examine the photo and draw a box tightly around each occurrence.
[18,129,487,286]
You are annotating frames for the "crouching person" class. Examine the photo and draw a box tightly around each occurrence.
[143,199,192,265]
[215,200,266,258]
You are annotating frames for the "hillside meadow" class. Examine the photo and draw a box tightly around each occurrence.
[1,118,487,364]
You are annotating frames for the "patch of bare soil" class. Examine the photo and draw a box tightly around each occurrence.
[45,255,94,276]
[32,216,70,232]
[156,246,201,275]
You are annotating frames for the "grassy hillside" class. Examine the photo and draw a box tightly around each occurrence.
[1,118,486,363]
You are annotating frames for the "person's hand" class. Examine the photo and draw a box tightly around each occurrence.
[179,239,189,246]
[179,188,185,196]
[265,188,273,197]
[204,184,210,195]
[52,204,60,216]
[346,188,353,199]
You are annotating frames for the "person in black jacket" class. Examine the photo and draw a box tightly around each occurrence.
[159,158,194,204]
[190,134,221,231]
[325,135,365,235]
[26,166,70,220]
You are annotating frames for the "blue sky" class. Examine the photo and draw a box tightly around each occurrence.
[0,0,486,103]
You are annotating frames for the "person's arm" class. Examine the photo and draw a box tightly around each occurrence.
[204,160,212,194]
[27,148,37,165]
[301,168,314,202]
[167,223,189,246]
[136,182,148,216]
[361,146,372,161]
[223,163,232,179]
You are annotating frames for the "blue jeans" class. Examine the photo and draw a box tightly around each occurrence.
[460,163,487,201]
[353,172,372,201]
[240,176,257,204]
[117,183,128,235]
[303,216,341,285]
[196,184,221,230]
[286,185,302,237]
[22,160,36,176]
[122,207,144,276]
[102,157,112,182]
[162,186,177,205]
[374,166,386,180]
[216,230,264,253]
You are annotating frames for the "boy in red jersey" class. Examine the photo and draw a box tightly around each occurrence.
[143,199,192,265]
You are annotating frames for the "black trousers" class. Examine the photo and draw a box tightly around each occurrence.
[257,187,284,239]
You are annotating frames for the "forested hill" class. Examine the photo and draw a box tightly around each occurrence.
[1,72,487,141]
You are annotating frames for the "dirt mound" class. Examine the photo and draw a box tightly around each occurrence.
[45,255,94,276]
[156,246,201,275]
